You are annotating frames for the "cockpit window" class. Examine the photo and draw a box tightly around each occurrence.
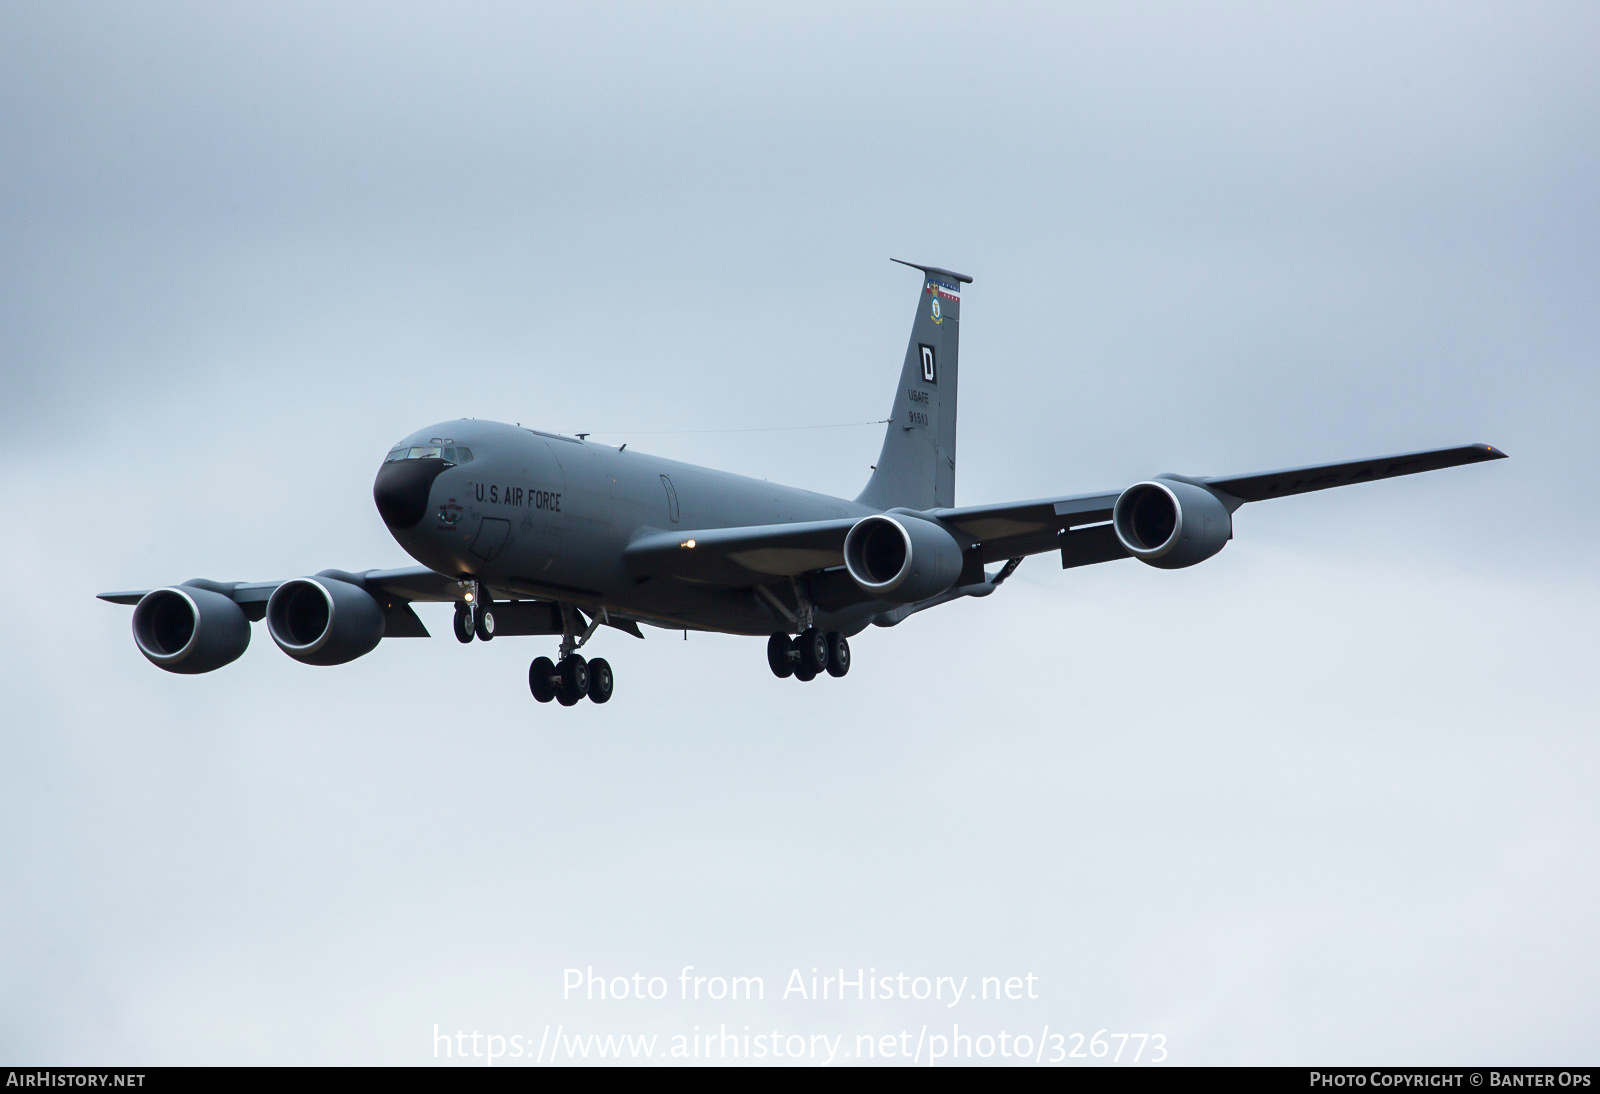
[384,445,473,464]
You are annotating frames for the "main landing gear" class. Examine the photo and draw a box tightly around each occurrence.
[767,628,849,682]
[528,654,612,706]
[528,603,613,706]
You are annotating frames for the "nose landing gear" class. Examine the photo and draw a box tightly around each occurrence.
[768,628,850,682]
[452,583,496,643]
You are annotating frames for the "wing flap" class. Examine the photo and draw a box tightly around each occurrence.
[1059,523,1129,568]
[925,491,1121,564]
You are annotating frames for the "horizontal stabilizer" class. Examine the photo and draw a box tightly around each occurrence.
[97,590,149,605]
[890,258,974,284]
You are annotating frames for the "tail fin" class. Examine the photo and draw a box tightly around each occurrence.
[857,259,971,511]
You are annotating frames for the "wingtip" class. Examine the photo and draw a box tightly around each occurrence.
[1479,443,1509,459]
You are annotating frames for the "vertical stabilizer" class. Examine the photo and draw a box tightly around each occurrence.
[857,259,971,511]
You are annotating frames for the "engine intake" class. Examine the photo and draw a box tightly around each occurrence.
[1112,479,1233,569]
[132,586,251,674]
[266,577,385,666]
[843,514,963,604]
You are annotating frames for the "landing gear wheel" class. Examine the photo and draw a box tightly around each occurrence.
[826,632,850,677]
[473,603,496,641]
[767,633,794,678]
[528,656,557,702]
[556,655,589,707]
[586,657,614,704]
[453,605,474,644]
[795,628,829,677]
[793,663,818,682]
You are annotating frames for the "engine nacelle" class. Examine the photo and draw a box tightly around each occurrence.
[1112,478,1233,569]
[132,586,251,674]
[265,577,385,666]
[843,513,964,604]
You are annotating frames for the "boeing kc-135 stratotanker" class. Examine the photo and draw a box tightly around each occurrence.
[101,260,1506,707]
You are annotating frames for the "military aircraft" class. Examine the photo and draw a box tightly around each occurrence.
[100,260,1506,707]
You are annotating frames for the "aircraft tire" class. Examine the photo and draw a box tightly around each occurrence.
[528,656,557,702]
[795,628,829,676]
[825,633,850,677]
[767,634,794,678]
[793,664,817,682]
[556,655,589,706]
[453,606,474,644]
[587,658,614,704]
[474,604,495,641]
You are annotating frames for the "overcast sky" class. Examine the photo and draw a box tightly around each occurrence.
[3,1,1597,1066]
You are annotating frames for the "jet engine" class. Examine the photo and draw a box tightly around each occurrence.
[265,577,385,666]
[1112,479,1233,569]
[132,586,251,674]
[843,513,964,604]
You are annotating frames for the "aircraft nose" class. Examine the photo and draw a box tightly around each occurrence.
[373,459,447,530]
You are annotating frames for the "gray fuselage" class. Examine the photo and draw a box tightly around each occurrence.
[376,419,880,636]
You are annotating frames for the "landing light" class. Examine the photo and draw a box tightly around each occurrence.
[463,591,475,603]
[682,539,697,549]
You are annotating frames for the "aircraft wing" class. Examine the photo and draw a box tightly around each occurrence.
[97,565,465,637]
[97,565,462,607]
[625,442,1506,588]
[928,442,1506,567]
